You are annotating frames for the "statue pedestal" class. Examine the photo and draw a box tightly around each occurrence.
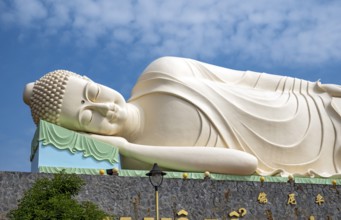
[30,120,121,175]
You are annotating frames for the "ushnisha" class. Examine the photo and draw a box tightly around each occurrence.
[24,56,341,177]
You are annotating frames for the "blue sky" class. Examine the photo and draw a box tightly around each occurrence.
[1,0,341,172]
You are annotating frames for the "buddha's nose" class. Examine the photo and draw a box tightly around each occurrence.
[91,103,115,116]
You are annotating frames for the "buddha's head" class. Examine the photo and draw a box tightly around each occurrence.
[23,70,128,135]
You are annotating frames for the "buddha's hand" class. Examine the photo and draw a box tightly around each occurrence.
[80,133,128,150]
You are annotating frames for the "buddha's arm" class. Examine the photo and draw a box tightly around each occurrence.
[137,56,288,92]
[86,134,257,175]
[140,56,246,83]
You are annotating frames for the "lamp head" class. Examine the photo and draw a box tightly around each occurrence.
[146,163,166,188]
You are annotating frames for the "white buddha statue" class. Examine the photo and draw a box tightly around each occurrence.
[23,56,341,177]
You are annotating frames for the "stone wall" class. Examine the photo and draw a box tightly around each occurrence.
[1,172,341,219]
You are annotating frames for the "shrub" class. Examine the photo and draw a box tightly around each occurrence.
[8,172,111,220]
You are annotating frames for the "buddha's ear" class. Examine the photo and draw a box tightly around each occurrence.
[331,97,341,118]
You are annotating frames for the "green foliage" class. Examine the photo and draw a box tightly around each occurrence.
[8,172,110,220]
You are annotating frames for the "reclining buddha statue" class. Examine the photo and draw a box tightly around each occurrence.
[23,56,341,177]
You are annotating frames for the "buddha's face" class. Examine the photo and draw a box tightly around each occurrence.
[59,76,128,135]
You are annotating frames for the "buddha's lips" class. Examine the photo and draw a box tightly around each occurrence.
[107,111,117,122]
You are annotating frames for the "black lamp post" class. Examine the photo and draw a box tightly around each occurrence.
[146,163,166,220]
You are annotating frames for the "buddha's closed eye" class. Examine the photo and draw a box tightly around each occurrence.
[86,82,100,102]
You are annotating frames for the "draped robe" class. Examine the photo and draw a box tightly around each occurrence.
[129,57,341,177]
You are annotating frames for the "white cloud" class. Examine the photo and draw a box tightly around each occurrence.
[1,0,341,66]
[112,28,133,45]
[1,0,47,27]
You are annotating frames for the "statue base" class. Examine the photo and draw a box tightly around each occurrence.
[30,120,121,175]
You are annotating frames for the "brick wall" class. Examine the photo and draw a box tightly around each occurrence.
[1,172,340,219]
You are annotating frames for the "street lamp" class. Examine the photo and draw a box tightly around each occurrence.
[146,163,166,220]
